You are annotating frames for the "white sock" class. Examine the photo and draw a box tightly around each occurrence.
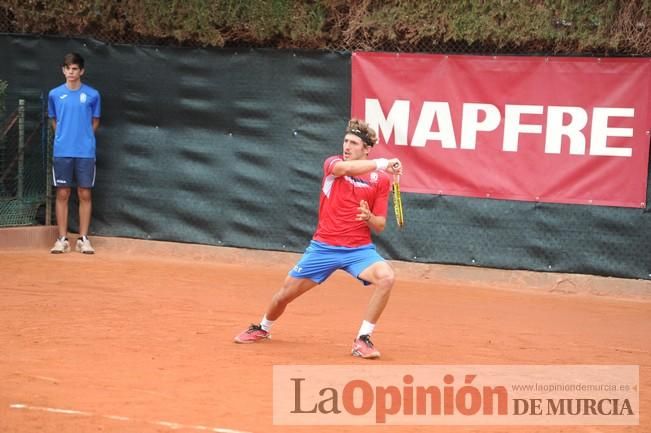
[357,320,375,338]
[260,315,274,332]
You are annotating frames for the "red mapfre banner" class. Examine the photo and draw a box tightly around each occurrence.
[351,52,651,208]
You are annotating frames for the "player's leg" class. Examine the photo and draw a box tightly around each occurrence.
[234,240,336,344]
[51,157,73,253]
[77,187,92,237]
[345,248,396,359]
[265,276,319,321]
[357,261,395,323]
[51,187,72,253]
[267,240,339,320]
[233,276,318,344]
[75,158,96,254]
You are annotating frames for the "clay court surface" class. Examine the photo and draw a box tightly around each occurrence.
[1,228,650,433]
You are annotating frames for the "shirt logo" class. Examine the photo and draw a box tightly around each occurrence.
[80,93,87,103]
[59,94,68,100]
[346,176,370,187]
[370,172,379,183]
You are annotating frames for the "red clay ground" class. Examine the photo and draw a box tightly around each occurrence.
[0,233,649,433]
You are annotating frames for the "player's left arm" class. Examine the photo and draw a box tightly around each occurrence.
[357,200,386,233]
[91,90,101,132]
[357,177,391,233]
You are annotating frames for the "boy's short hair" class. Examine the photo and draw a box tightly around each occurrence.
[62,53,85,69]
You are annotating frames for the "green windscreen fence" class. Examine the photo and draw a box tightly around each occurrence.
[1,35,650,280]
[0,90,48,226]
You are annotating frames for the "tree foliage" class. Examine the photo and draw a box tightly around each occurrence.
[1,0,649,54]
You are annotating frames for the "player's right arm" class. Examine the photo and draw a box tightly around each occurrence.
[48,91,57,132]
[331,158,402,177]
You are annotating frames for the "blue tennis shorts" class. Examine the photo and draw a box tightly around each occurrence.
[289,240,385,285]
[52,157,96,188]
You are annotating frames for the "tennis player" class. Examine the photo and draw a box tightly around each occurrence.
[235,118,403,359]
[48,53,101,254]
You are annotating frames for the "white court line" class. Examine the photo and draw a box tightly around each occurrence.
[214,429,254,433]
[33,376,59,383]
[10,404,91,416]
[154,420,183,429]
[10,403,253,433]
[105,415,131,421]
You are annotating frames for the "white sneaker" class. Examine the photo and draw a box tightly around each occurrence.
[76,237,95,254]
[50,238,70,254]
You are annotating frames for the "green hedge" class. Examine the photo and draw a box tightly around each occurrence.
[2,0,649,54]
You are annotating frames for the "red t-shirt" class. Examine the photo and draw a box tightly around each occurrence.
[313,155,391,247]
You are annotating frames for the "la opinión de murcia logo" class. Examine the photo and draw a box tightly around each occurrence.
[290,374,508,423]
[273,365,639,426]
[513,397,634,416]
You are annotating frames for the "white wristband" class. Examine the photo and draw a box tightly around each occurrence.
[374,158,389,171]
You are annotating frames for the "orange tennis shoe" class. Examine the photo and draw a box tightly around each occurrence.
[351,334,381,359]
[234,324,270,344]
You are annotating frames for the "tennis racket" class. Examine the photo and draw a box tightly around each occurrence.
[392,172,404,229]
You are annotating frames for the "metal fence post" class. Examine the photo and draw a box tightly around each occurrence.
[17,98,25,199]
[43,93,52,226]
